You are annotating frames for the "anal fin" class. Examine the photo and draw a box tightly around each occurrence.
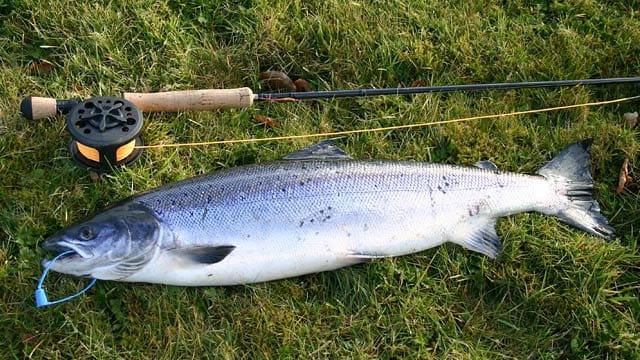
[450,219,502,259]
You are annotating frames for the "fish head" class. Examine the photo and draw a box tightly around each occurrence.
[42,203,161,280]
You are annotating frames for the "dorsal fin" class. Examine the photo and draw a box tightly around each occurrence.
[474,160,498,171]
[283,139,352,161]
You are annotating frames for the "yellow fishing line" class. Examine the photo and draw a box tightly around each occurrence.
[135,95,640,149]
[76,139,138,163]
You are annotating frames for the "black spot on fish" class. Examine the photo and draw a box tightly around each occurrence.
[202,208,208,221]
[468,207,478,217]
[299,220,305,227]
[299,181,305,186]
[437,185,447,194]
[310,219,315,223]
[208,274,213,277]
[281,188,287,192]
[445,182,450,187]
[171,200,177,206]
[468,201,487,216]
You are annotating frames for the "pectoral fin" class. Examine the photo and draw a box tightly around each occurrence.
[171,245,236,265]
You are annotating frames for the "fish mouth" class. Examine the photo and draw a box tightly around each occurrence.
[43,238,93,259]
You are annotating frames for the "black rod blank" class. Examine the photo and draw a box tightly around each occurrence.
[255,77,640,101]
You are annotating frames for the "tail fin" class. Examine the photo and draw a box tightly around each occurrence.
[536,139,615,240]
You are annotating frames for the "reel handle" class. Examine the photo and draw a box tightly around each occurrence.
[20,97,81,120]
[123,87,254,112]
[21,87,255,120]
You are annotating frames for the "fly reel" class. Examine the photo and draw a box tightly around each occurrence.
[66,96,143,172]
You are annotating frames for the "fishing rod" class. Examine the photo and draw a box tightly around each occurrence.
[19,76,640,172]
[20,77,640,120]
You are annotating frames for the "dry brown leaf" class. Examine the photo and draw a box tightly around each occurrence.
[22,333,38,345]
[411,80,426,87]
[89,171,101,181]
[252,114,281,128]
[260,71,296,92]
[616,158,633,195]
[623,112,638,129]
[27,61,53,74]
[294,79,312,92]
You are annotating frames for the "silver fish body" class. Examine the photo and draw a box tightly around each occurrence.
[43,140,614,286]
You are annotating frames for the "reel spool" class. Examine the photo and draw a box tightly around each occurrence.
[66,96,143,172]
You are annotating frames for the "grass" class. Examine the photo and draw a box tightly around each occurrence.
[1,0,639,358]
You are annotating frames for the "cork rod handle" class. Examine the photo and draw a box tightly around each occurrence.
[21,87,255,120]
[122,87,254,112]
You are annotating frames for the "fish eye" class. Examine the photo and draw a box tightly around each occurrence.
[78,226,95,241]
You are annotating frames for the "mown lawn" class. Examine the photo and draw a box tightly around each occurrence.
[1,0,639,358]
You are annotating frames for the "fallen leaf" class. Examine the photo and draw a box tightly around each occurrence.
[89,171,101,181]
[294,79,312,92]
[22,333,38,345]
[411,80,426,87]
[616,158,633,195]
[252,114,281,128]
[623,112,638,129]
[27,61,53,74]
[73,84,85,92]
[260,70,296,92]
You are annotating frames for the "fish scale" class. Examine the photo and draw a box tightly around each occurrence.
[43,140,615,286]
[137,162,525,241]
